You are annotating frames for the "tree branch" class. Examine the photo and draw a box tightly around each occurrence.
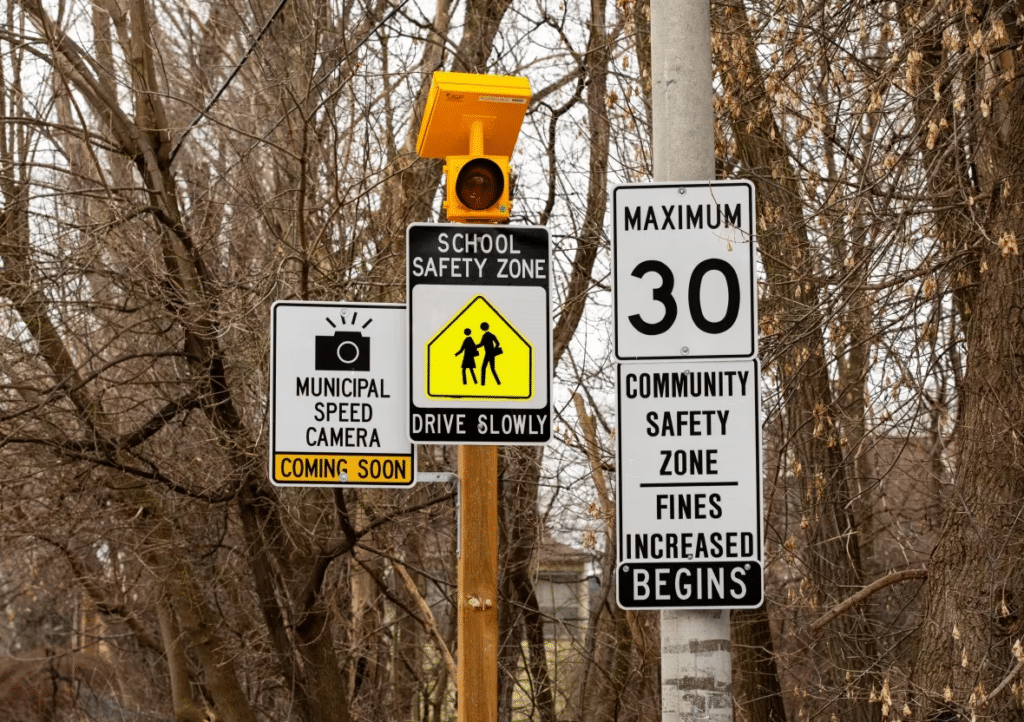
[810,568,928,633]
[42,536,164,654]
[986,658,1024,705]
[392,555,457,683]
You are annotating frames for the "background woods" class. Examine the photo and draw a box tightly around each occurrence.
[1,0,1023,721]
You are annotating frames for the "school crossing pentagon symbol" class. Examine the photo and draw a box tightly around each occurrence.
[426,295,533,400]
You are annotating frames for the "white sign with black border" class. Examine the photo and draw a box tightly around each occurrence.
[407,223,552,445]
[616,359,763,609]
[613,181,757,360]
[270,301,416,487]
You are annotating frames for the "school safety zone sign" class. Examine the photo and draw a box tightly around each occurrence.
[270,302,416,487]
[408,223,551,444]
[616,359,763,609]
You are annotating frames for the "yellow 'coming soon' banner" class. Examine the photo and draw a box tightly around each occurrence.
[274,454,413,484]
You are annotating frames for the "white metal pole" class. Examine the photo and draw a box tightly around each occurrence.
[652,0,715,181]
[650,1,733,720]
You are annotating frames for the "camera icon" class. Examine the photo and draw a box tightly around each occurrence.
[315,331,371,371]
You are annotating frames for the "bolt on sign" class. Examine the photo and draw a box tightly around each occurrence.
[270,302,416,487]
[616,359,763,609]
[407,223,551,444]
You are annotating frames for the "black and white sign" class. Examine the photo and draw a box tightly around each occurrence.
[613,181,757,360]
[270,302,416,487]
[407,223,552,444]
[616,359,763,609]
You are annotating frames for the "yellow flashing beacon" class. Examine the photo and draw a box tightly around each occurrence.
[416,71,531,223]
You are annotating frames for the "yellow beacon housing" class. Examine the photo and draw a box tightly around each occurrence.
[416,72,531,223]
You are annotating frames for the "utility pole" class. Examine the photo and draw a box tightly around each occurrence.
[650,1,734,721]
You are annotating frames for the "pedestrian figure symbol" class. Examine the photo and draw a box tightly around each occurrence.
[456,328,479,384]
[478,322,502,386]
[426,296,531,400]
[455,323,503,387]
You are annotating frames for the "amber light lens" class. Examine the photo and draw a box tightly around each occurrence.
[455,159,504,210]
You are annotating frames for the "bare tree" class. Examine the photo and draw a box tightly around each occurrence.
[8,0,1023,719]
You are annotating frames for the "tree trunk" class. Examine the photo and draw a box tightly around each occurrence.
[912,226,1024,719]
[731,604,787,722]
[911,101,1024,722]
[497,446,554,722]
[901,4,1024,718]
[713,2,878,719]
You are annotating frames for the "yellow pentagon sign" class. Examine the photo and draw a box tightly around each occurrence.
[426,295,533,400]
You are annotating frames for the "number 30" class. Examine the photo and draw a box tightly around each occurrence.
[628,259,740,336]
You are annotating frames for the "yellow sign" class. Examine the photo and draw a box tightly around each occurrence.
[426,296,533,400]
[274,453,414,484]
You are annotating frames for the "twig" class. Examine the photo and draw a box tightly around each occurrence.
[572,393,614,538]
[986,658,1024,704]
[168,0,294,163]
[811,568,927,633]
[392,561,458,683]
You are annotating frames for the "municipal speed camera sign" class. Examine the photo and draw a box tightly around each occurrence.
[270,302,415,487]
[407,223,551,444]
[613,181,757,360]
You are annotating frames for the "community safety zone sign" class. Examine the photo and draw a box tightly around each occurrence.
[407,223,551,444]
[270,302,416,487]
[616,359,763,609]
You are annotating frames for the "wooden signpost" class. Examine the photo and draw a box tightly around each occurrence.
[412,71,549,722]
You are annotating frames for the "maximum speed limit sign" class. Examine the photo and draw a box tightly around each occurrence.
[612,181,757,360]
